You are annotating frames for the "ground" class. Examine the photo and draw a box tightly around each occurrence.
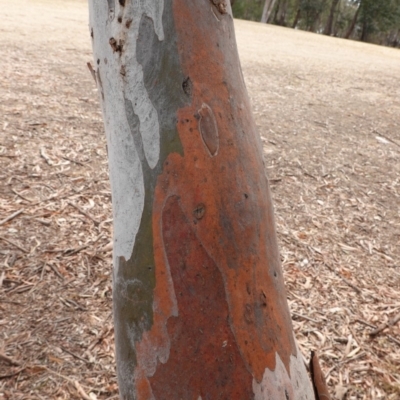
[0,0,399,399]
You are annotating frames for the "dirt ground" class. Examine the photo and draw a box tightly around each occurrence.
[1,1,399,399]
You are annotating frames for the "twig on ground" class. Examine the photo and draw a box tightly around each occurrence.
[356,318,400,346]
[40,147,54,165]
[68,201,99,225]
[34,365,91,391]
[323,263,362,294]
[0,352,21,366]
[369,313,400,337]
[36,218,52,226]
[373,131,400,148]
[0,368,26,380]
[61,346,92,365]
[355,318,375,329]
[62,156,86,166]
[0,209,24,226]
[48,263,64,280]
[0,236,29,253]
[11,189,33,203]
[74,380,93,400]
[64,234,103,256]
[387,335,400,347]
[291,311,319,324]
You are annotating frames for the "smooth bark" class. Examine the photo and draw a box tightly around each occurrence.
[89,0,317,398]
[261,0,278,23]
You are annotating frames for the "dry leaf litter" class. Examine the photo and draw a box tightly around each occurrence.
[0,1,399,399]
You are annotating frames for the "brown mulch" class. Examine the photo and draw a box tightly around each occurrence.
[1,1,399,399]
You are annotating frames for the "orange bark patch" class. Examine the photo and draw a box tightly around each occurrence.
[170,0,296,380]
[149,195,253,398]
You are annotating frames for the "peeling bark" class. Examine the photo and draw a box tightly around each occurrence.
[89,0,315,398]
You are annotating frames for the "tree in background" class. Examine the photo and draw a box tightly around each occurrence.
[298,0,328,32]
[88,0,327,398]
[359,0,400,42]
[274,0,290,25]
[344,0,361,38]
[233,0,400,46]
[323,0,340,35]
[232,0,265,21]
[261,0,279,23]
[291,1,302,27]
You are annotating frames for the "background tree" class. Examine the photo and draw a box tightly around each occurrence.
[261,0,279,22]
[89,0,324,398]
[359,0,400,42]
[298,0,328,31]
[274,0,290,25]
[343,0,361,37]
[232,0,400,46]
[323,0,340,35]
[232,0,265,21]
[292,0,302,28]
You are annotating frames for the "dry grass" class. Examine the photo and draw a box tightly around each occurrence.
[0,1,399,399]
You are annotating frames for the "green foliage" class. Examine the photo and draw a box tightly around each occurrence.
[232,0,265,21]
[359,0,400,38]
[298,0,329,30]
[232,0,400,46]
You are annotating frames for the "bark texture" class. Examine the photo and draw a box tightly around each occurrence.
[89,0,315,398]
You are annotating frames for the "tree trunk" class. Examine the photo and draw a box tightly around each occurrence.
[309,12,322,32]
[360,17,369,42]
[292,8,301,28]
[261,0,278,23]
[88,0,317,398]
[344,2,361,39]
[390,29,400,47]
[276,0,288,26]
[324,0,340,36]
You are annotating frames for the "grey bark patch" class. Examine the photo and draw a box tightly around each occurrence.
[125,98,146,165]
[136,11,186,161]
[90,0,202,397]
[112,1,189,397]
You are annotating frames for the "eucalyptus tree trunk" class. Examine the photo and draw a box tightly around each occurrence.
[88,0,317,398]
[261,0,278,23]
